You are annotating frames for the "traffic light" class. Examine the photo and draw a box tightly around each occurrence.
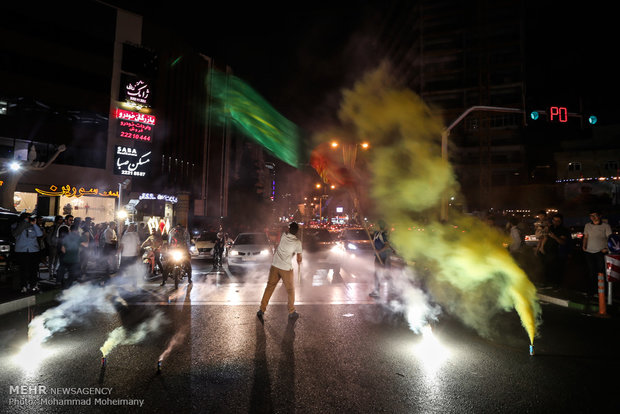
[530,111,540,121]
[588,115,598,125]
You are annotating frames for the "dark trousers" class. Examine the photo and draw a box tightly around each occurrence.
[57,261,80,288]
[585,251,606,295]
[103,243,117,276]
[15,251,39,289]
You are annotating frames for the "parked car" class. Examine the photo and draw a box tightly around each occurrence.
[227,232,273,271]
[190,231,218,259]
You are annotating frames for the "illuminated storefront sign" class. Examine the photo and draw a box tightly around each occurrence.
[114,145,151,177]
[139,193,178,204]
[120,74,153,109]
[35,185,119,198]
[125,79,150,106]
[115,109,155,142]
[115,109,155,125]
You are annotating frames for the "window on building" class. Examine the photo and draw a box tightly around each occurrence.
[568,162,581,172]
[604,161,618,171]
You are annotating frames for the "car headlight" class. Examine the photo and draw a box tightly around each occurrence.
[330,245,342,253]
[347,243,357,250]
[229,250,238,256]
[0,245,10,253]
[260,249,270,256]
[190,246,197,253]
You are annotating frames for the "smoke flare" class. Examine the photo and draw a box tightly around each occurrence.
[330,63,541,343]
[100,310,166,357]
[158,326,188,362]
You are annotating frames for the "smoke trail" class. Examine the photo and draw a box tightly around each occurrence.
[100,310,166,357]
[329,63,541,343]
[158,325,188,362]
[209,69,302,168]
[28,283,126,344]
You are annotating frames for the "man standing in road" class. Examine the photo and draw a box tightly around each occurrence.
[583,210,612,298]
[257,222,302,321]
[369,219,392,298]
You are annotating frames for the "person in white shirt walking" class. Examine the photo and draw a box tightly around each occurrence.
[582,210,612,297]
[257,222,302,322]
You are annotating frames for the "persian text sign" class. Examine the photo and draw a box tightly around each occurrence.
[115,109,155,142]
[118,120,153,142]
[115,109,155,126]
[114,145,151,177]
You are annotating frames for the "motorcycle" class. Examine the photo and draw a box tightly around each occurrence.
[142,246,163,280]
[164,248,192,289]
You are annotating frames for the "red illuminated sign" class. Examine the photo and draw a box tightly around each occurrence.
[115,109,156,125]
[115,108,155,142]
[549,106,568,123]
[118,121,152,142]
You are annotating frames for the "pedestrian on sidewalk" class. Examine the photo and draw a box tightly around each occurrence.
[46,215,64,282]
[582,210,612,297]
[59,224,83,288]
[507,216,525,258]
[542,213,571,289]
[11,212,43,293]
[257,222,302,322]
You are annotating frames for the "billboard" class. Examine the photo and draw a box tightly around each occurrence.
[114,145,151,177]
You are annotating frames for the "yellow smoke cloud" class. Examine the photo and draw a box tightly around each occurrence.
[334,63,541,343]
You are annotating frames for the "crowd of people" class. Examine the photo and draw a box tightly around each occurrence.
[503,209,613,297]
[11,213,158,293]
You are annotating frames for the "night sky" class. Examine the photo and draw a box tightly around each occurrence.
[114,1,618,130]
[113,1,389,129]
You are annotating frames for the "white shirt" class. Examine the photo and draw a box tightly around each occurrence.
[509,226,523,253]
[584,222,612,253]
[272,232,302,271]
[120,231,140,257]
[104,227,117,244]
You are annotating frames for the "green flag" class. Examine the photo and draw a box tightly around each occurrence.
[209,69,301,168]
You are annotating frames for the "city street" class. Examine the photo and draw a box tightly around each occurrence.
[0,258,618,413]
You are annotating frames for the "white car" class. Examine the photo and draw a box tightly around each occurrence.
[227,232,273,271]
[191,231,218,259]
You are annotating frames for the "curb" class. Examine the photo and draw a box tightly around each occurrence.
[0,288,61,316]
[537,293,616,314]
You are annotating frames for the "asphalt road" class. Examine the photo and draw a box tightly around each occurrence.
[0,257,619,413]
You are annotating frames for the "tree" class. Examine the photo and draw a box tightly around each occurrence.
[0,144,66,211]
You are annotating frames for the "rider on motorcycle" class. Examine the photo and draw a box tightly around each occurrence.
[141,230,164,276]
[161,223,193,286]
